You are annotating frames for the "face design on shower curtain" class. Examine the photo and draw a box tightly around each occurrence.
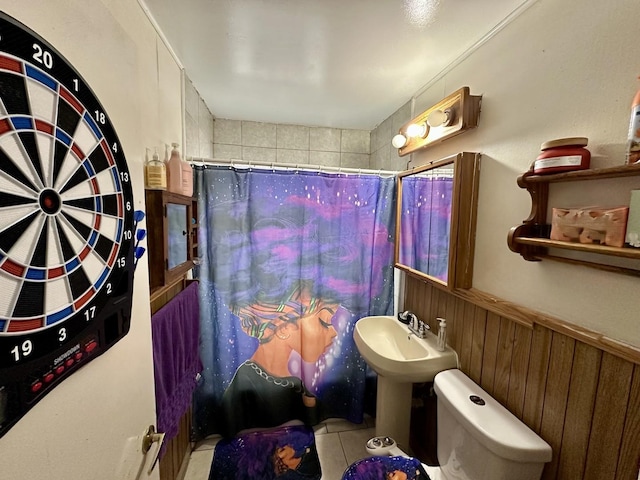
[235,281,339,378]
[220,281,341,434]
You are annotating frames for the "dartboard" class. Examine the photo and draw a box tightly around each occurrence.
[0,12,135,438]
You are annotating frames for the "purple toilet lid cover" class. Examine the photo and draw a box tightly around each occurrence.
[341,455,430,480]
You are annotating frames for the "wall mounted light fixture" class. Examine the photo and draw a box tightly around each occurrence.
[393,86,482,157]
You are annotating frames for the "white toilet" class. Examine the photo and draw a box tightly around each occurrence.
[364,369,552,480]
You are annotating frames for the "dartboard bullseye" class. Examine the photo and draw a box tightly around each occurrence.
[0,12,135,438]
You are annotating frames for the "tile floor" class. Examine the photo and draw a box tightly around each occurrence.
[183,417,376,480]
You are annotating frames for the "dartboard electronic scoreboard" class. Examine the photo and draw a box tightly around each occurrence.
[0,12,135,438]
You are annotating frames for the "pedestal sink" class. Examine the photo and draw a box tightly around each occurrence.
[353,315,458,452]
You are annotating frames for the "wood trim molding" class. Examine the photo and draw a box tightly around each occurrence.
[450,287,640,365]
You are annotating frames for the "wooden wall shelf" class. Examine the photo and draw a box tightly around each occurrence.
[508,163,640,274]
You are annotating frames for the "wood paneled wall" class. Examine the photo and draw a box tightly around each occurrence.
[404,276,640,480]
[159,407,192,480]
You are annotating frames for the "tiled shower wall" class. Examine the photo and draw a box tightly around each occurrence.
[212,119,371,170]
[185,77,214,159]
[369,100,411,172]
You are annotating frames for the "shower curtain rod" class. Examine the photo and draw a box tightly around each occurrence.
[188,157,400,177]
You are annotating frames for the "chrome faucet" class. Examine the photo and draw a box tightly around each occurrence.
[399,310,429,338]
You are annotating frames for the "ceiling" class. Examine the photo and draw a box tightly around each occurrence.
[142,0,530,130]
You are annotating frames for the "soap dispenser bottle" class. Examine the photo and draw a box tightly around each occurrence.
[181,155,193,197]
[144,147,166,190]
[436,317,447,352]
[166,142,183,194]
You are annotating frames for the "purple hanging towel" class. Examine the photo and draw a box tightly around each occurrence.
[151,281,202,457]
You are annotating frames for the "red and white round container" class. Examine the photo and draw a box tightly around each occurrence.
[533,137,591,174]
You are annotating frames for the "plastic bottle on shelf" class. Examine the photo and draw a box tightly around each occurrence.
[626,77,640,165]
[144,147,166,190]
[181,157,193,197]
[166,142,183,193]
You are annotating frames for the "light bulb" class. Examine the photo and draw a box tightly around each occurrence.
[392,134,408,149]
[427,108,453,127]
[406,122,428,138]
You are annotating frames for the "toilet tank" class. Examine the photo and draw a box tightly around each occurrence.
[433,369,552,480]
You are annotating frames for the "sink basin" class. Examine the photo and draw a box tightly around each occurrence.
[353,315,459,451]
[354,315,458,383]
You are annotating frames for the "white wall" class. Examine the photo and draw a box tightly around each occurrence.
[0,1,182,479]
[382,0,640,347]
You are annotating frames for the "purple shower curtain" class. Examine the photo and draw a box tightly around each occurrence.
[192,166,396,440]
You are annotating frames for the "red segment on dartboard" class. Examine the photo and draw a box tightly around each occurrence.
[47,266,65,279]
[59,86,83,114]
[108,246,119,267]
[0,54,21,73]
[1,258,24,277]
[73,289,94,311]
[0,118,13,135]
[100,139,115,166]
[34,119,53,135]
[79,246,91,261]
[7,318,43,332]
[71,142,84,161]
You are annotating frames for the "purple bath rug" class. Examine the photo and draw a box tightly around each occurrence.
[209,424,321,480]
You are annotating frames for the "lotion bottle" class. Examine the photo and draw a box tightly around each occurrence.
[166,142,183,193]
[181,157,193,197]
[436,317,447,352]
[144,147,166,190]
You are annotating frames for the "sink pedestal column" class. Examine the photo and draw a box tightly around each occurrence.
[375,375,413,452]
